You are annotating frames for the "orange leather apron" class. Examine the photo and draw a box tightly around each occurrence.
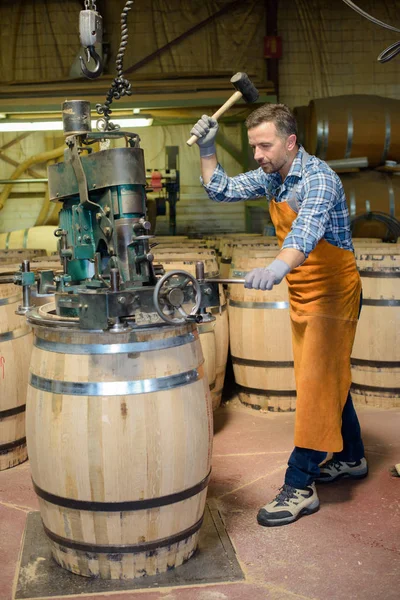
[269,161,361,452]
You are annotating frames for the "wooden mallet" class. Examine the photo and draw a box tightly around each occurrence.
[186,72,259,146]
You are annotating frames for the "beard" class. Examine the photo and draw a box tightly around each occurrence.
[260,152,289,174]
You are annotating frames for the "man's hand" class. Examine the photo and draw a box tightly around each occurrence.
[190,115,219,157]
[244,259,291,291]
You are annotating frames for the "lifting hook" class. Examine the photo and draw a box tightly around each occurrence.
[79,45,103,79]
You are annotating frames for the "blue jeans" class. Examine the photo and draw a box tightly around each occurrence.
[284,391,365,489]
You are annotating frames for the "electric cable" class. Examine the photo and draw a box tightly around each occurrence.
[342,0,400,62]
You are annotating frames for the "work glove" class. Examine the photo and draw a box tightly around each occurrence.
[244,259,291,291]
[190,115,219,157]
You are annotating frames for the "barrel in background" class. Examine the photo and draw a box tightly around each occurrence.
[0,282,32,470]
[306,95,400,167]
[351,245,400,408]
[0,226,58,255]
[228,251,296,411]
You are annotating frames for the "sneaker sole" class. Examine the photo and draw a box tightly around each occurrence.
[316,469,368,484]
[257,502,320,527]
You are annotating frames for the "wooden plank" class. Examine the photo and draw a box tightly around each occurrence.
[0,132,32,152]
[0,152,44,180]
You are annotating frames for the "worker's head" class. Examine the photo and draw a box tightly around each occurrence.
[246,104,298,174]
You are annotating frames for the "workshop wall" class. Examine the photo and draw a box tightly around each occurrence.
[0,0,266,83]
[278,0,400,107]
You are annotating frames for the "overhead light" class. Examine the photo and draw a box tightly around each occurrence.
[0,117,153,132]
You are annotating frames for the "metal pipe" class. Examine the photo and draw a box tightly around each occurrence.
[326,157,369,170]
[0,178,48,184]
[205,278,245,284]
[22,260,31,308]
[110,268,120,292]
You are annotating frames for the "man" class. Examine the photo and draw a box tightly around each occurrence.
[190,103,368,527]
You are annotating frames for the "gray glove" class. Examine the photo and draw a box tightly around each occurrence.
[190,115,219,157]
[244,259,291,291]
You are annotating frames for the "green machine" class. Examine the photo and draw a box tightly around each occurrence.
[15,100,223,331]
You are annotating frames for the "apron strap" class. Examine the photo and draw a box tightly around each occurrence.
[287,148,312,214]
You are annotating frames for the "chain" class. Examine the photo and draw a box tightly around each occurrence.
[96,1,134,131]
[84,0,97,10]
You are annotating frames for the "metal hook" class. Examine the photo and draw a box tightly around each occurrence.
[79,45,103,79]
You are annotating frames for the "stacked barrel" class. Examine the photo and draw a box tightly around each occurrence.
[153,238,229,410]
[351,241,400,409]
[0,226,58,255]
[294,94,400,239]
[0,248,52,470]
[228,245,295,411]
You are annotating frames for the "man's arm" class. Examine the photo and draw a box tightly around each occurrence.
[276,248,305,270]
[190,115,268,202]
[201,154,218,185]
[281,170,338,258]
[244,170,338,291]
[244,249,305,291]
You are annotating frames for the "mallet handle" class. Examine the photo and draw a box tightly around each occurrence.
[186,90,243,146]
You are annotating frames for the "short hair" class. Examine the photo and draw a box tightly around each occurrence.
[245,103,297,139]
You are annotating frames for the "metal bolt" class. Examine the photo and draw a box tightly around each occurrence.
[118,296,126,304]
[96,213,102,221]
[104,227,111,237]
[92,183,97,188]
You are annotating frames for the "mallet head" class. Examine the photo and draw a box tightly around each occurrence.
[230,72,259,103]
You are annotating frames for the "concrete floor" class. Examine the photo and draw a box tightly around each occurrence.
[1,396,399,600]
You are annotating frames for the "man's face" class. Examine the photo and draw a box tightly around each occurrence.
[248,122,294,174]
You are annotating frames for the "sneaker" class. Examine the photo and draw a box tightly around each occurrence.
[316,457,368,483]
[257,483,319,527]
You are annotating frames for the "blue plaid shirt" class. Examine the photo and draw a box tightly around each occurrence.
[201,146,354,258]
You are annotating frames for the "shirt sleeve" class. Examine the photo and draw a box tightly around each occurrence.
[282,170,339,258]
[201,163,267,202]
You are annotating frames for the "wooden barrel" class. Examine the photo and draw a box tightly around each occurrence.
[160,257,220,402]
[219,237,278,278]
[0,226,58,255]
[307,95,400,166]
[0,282,32,470]
[153,248,217,260]
[228,253,296,411]
[0,248,47,264]
[351,245,400,408]
[352,238,383,245]
[154,249,228,409]
[293,105,310,147]
[339,171,400,238]
[26,312,212,579]
[209,287,229,411]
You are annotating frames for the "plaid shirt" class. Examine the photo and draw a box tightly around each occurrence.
[201,145,354,258]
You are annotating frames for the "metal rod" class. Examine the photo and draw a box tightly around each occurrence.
[205,278,245,284]
[0,178,48,184]
[326,157,368,170]
[196,261,205,280]
[22,260,31,308]
[110,268,120,292]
